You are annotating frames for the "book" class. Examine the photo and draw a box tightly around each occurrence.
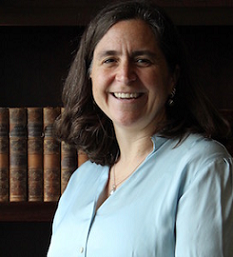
[9,108,27,202]
[43,107,61,202]
[0,108,9,202]
[27,107,43,201]
[61,141,77,194]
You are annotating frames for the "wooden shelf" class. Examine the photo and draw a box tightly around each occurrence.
[0,202,57,222]
[0,1,233,26]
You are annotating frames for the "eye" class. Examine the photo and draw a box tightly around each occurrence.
[135,58,153,67]
[103,58,117,64]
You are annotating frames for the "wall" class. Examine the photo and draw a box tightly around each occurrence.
[1,26,232,109]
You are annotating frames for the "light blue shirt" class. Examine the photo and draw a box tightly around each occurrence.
[48,134,233,257]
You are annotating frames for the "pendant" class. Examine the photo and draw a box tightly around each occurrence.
[109,185,116,196]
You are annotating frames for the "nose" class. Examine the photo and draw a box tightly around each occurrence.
[115,60,137,84]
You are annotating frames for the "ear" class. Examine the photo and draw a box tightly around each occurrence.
[169,65,180,92]
[88,62,93,79]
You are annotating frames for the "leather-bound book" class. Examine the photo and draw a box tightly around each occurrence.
[0,108,9,202]
[9,108,27,202]
[61,141,77,194]
[43,107,61,202]
[27,107,43,201]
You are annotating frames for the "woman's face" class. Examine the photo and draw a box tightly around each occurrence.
[90,19,177,133]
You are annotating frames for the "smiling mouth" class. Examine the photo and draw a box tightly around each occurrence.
[113,92,143,99]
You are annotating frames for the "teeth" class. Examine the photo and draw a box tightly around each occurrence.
[114,92,141,99]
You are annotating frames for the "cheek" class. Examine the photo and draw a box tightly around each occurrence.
[91,79,106,109]
[91,82,99,102]
[91,70,100,92]
[91,70,112,96]
[146,78,171,106]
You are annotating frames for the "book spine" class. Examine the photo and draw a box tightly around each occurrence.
[61,141,77,194]
[27,107,43,202]
[43,107,61,202]
[0,108,9,202]
[9,108,27,202]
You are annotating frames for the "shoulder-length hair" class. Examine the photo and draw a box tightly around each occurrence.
[55,0,230,166]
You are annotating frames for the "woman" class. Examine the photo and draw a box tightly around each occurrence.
[48,1,233,256]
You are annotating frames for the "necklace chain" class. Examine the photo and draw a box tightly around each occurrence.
[109,153,145,196]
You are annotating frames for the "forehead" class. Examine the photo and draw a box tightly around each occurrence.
[94,19,159,53]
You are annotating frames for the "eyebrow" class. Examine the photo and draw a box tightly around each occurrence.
[131,50,157,59]
[96,50,158,59]
[96,50,119,60]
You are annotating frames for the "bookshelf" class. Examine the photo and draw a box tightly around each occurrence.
[0,1,233,256]
[0,202,57,222]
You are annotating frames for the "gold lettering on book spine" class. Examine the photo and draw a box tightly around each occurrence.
[9,108,27,202]
[43,107,61,202]
[28,107,43,201]
[61,141,77,194]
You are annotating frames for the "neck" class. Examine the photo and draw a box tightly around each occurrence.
[108,133,153,196]
[114,127,154,163]
[107,127,154,196]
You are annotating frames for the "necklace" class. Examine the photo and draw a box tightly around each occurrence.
[109,153,145,196]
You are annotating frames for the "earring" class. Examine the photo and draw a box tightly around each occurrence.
[168,88,176,106]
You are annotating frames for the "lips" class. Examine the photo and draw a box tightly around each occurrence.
[113,92,143,99]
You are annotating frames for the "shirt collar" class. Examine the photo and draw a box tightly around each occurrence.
[151,134,169,152]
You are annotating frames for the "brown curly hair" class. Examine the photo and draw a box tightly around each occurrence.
[55,0,230,166]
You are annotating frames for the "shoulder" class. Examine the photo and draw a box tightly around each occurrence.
[173,134,233,182]
[157,133,232,168]
[165,134,233,205]
[153,133,232,174]
[58,161,98,203]
[177,133,231,161]
[52,161,108,227]
[66,160,106,190]
[59,160,107,206]
[158,133,233,183]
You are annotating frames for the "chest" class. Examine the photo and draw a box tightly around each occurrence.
[49,151,185,257]
[52,176,178,257]
[87,191,176,257]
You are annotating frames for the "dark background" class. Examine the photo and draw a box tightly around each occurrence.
[1,26,233,109]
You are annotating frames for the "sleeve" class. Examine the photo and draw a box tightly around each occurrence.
[175,157,233,257]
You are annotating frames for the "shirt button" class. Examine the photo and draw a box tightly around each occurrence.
[80,247,84,253]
